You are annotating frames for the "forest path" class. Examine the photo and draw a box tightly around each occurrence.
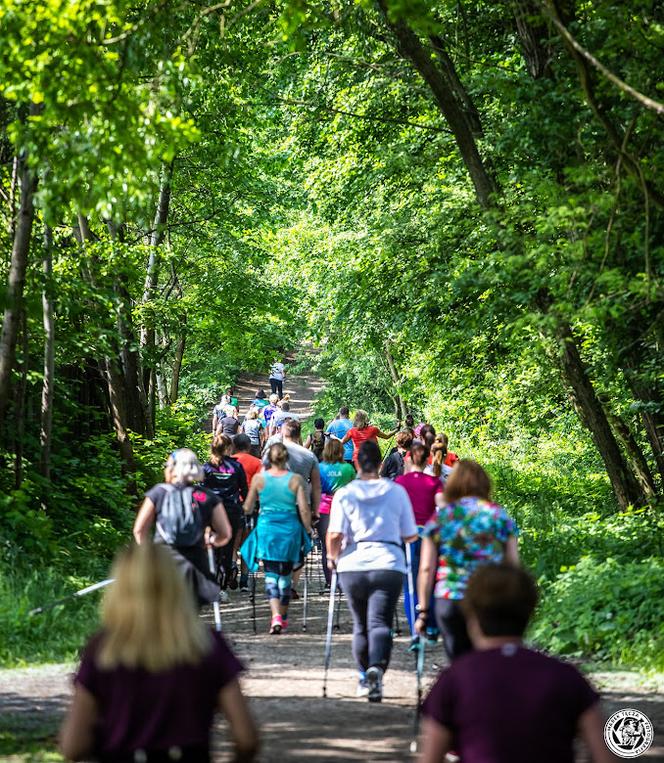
[2,353,664,761]
[206,350,324,431]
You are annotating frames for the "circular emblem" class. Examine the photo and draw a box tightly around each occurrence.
[604,708,653,758]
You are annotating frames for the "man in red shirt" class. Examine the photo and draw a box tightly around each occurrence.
[232,434,263,591]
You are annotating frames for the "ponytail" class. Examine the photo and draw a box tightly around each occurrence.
[210,434,231,466]
[431,435,448,478]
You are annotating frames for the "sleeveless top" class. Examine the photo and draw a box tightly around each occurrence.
[258,472,296,515]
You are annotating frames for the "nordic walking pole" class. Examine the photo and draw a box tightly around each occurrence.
[334,578,341,630]
[406,542,424,753]
[207,546,222,633]
[29,578,114,616]
[405,542,418,646]
[302,551,309,632]
[410,638,426,754]
[322,568,338,698]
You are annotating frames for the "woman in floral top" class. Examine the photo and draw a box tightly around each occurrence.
[415,460,519,660]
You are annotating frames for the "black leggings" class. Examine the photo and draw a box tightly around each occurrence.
[435,598,473,661]
[269,378,283,398]
[339,570,403,673]
[216,509,243,588]
[317,513,332,585]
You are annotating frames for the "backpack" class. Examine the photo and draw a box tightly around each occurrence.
[309,430,326,461]
[155,484,204,547]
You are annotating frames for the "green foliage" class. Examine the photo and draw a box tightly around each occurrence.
[532,557,664,671]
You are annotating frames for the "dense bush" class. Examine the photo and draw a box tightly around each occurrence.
[531,557,664,671]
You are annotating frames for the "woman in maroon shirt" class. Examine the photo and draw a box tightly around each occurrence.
[59,543,258,762]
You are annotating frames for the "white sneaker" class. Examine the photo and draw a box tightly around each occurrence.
[218,590,230,604]
[356,677,370,698]
[365,666,383,703]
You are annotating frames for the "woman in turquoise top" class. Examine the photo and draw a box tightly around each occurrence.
[241,443,312,634]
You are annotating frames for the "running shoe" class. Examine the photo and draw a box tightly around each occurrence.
[281,618,288,633]
[218,590,230,604]
[239,574,249,592]
[228,564,239,590]
[356,675,369,698]
[269,614,283,635]
[365,666,384,703]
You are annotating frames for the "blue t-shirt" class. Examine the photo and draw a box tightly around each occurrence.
[326,418,353,461]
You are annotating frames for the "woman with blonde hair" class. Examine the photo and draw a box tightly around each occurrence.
[416,459,519,661]
[241,443,312,634]
[341,410,398,469]
[240,407,265,457]
[133,449,232,606]
[59,543,258,762]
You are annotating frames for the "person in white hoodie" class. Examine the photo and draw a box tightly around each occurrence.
[327,440,418,703]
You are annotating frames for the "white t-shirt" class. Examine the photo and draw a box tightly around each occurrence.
[328,479,417,574]
[269,362,285,381]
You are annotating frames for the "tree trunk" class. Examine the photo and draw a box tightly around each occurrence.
[384,342,407,420]
[13,310,28,488]
[78,215,136,479]
[377,0,498,208]
[606,410,658,500]
[429,35,484,136]
[156,367,169,408]
[170,328,186,404]
[141,160,175,437]
[0,149,37,431]
[39,225,55,480]
[624,371,664,485]
[511,0,552,78]
[555,321,647,509]
[102,357,136,494]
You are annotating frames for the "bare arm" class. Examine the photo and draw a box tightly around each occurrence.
[218,679,259,762]
[243,476,263,515]
[291,475,312,532]
[310,461,321,515]
[59,685,97,761]
[377,428,398,439]
[579,704,615,763]
[209,503,232,547]
[326,531,344,568]
[340,431,352,445]
[504,535,520,566]
[434,492,445,508]
[415,537,438,635]
[418,717,453,763]
[133,497,156,544]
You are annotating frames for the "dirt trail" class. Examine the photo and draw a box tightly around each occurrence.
[2,355,664,761]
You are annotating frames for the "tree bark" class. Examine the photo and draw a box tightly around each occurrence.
[377,0,498,209]
[511,0,552,78]
[170,326,186,404]
[141,160,175,436]
[102,357,136,493]
[78,215,136,479]
[555,321,647,509]
[607,410,658,500]
[39,225,56,480]
[13,310,28,488]
[429,35,484,136]
[107,219,149,434]
[0,149,37,431]
[384,341,407,420]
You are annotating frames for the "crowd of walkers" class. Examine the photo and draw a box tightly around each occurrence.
[58,368,613,762]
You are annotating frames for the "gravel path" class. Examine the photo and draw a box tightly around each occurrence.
[2,355,663,761]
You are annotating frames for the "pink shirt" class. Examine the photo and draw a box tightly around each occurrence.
[395,471,442,525]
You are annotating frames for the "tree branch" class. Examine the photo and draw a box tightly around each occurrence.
[542,1,664,115]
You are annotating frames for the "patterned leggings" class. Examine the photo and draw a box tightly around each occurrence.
[264,560,294,605]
